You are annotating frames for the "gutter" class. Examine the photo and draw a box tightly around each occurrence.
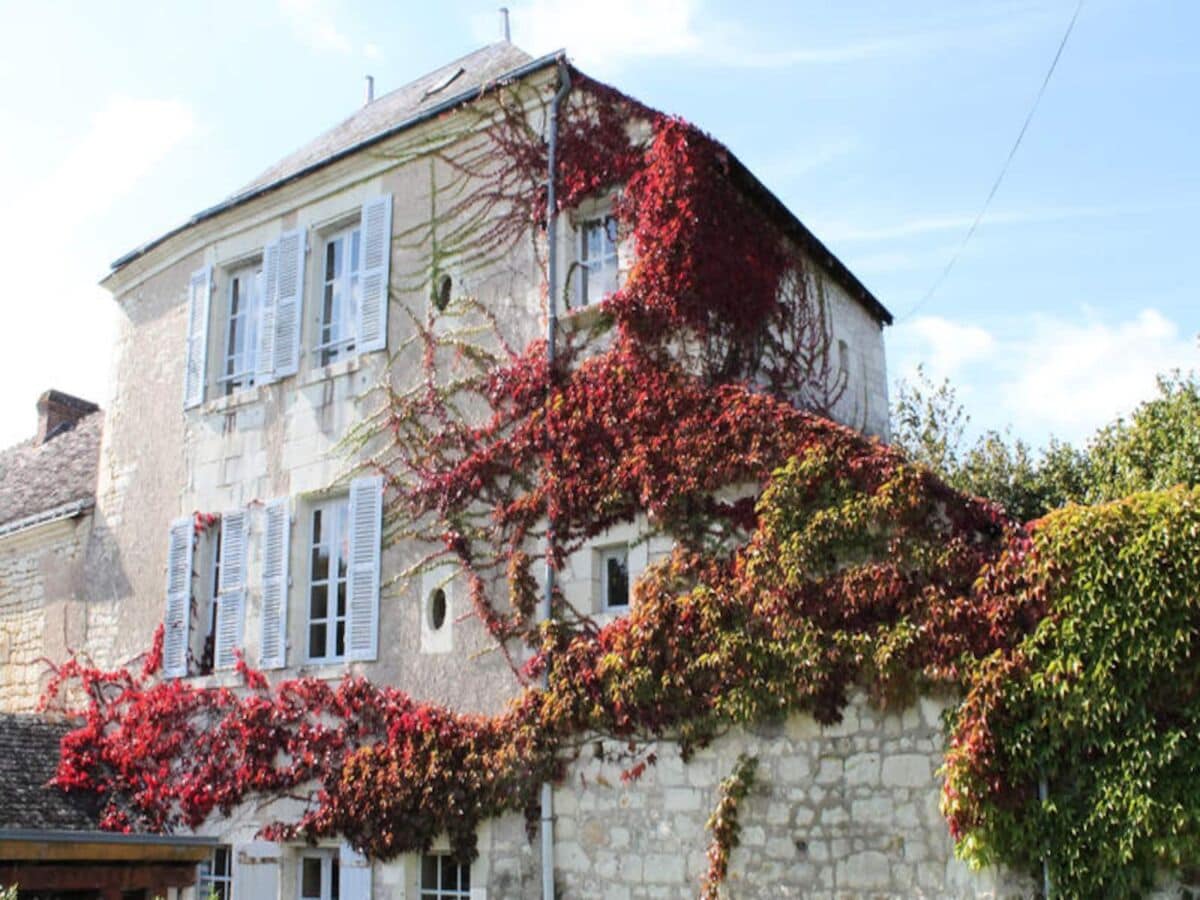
[108,49,566,276]
[0,498,94,540]
[540,53,572,900]
[0,829,215,848]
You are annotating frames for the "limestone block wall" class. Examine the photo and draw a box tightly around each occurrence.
[0,514,111,711]
[544,692,1030,899]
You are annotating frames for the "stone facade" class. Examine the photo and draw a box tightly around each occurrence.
[75,43,908,900]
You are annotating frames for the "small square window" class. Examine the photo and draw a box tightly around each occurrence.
[578,216,620,306]
[299,851,339,900]
[420,853,471,899]
[600,546,630,611]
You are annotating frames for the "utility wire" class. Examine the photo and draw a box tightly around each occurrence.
[897,0,1084,321]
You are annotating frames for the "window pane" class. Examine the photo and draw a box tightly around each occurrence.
[301,856,322,897]
[309,623,327,659]
[460,860,470,891]
[311,546,330,582]
[214,846,230,876]
[312,509,323,544]
[441,855,458,891]
[606,551,629,608]
[310,584,329,620]
[336,581,347,617]
[331,856,340,899]
[421,854,438,889]
[335,620,346,659]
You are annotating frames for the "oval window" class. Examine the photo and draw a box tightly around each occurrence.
[428,588,447,630]
[434,274,452,311]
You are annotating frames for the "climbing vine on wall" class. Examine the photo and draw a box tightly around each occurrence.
[41,65,1200,898]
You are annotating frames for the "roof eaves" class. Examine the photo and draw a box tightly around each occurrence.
[109,49,565,275]
[0,498,94,540]
[724,155,893,326]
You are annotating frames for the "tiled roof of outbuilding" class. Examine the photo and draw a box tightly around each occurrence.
[0,713,102,831]
[0,409,102,532]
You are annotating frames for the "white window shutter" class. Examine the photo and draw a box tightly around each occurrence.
[256,239,280,385]
[213,509,249,671]
[346,475,383,661]
[162,517,194,679]
[272,229,306,377]
[217,509,248,594]
[339,842,372,899]
[213,589,246,671]
[234,842,280,898]
[356,195,392,354]
[259,497,290,670]
[183,267,211,409]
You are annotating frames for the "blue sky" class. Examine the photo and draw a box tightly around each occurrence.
[0,0,1195,449]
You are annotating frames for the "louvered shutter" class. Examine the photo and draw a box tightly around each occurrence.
[272,229,306,377]
[356,195,392,354]
[256,240,280,385]
[259,497,290,670]
[183,267,211,408]
[214,509,248,670]
[345,475,383,661]
[339,842,372,898]
[163,517,194,679]
[235,842,280,898]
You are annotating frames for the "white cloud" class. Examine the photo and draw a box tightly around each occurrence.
[899,316,996,382]
[278,0,353,54]
[1005,309,1197,440]
[0,96,197,447]
[890,308,1199,446]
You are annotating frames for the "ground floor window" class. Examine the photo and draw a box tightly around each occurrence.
[420,853,470,898]
[198,844,233,899]
[299,850,339,900]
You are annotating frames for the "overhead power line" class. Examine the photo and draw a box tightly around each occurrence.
[898,0,1085,322]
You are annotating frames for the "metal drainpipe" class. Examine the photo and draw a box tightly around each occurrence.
[540,56,571,900]
[1039,776,1052,898]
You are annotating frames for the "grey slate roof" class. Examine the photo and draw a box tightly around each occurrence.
[238,41,535,196]
[0,409,102,531]
[0,713,102,831]
[105,42,892,323]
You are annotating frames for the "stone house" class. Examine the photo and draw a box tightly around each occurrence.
[15,38,1028,899]
[0,390,112,712]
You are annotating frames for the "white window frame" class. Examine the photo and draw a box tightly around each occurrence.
[306,497,350,664]
[315,220,362,367]
[198,844,234,900]
[577,214,620,307]
[420,853,471,899]
[298,850,339,900]
[219,261,263,395]
[599,544,631,611]
[199,525,222,676]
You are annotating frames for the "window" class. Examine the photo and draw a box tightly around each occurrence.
[221,262,262,394]
[317,223,362,366]
[578,216,619,306]
[420,854,470,899]
[198,845,233,900]
[307,498,349,662]
[199,526,222,676]
[299,851,339,900]
[600,545,630,611]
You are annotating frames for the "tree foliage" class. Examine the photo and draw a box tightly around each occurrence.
[891,366,1199,522]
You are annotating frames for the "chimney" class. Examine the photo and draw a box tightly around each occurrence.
[499,7,511,42]
[364,75,375,105]
[36,390,99,446]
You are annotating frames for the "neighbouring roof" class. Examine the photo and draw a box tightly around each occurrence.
[0,714,102,831]
[0,408,102,533]
[106,42,892,324]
